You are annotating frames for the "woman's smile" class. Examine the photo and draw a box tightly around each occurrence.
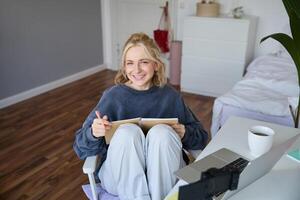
[132,74,145,80]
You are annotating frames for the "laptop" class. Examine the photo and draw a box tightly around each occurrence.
[175,134,300,200]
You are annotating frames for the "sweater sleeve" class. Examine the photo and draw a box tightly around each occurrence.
[178,98,208,150]
[73,90,111,160]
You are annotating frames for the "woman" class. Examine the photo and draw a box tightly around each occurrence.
[73,32,208,200]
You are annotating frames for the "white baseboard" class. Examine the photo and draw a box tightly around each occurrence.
[0,64,106,109]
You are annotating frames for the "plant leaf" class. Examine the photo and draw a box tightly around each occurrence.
[290,9,300,60]
[283,0,300,19]
[283,0,293,18]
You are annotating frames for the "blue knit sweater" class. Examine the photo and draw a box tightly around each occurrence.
[73,84,208,162]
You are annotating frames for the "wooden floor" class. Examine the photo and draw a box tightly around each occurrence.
[0,69,215,200]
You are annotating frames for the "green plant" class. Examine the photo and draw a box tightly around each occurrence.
[261,0,300,128]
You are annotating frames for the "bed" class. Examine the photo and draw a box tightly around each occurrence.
[211,54,299,137]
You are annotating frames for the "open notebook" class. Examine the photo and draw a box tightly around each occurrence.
[105,118,178,144]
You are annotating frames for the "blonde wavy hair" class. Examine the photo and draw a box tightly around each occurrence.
[114,32,167,87]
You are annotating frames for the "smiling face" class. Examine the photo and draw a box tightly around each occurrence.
[124,45,158,90]
[114,33,167,87]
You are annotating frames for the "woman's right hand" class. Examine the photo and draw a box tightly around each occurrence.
[91,111,111,138]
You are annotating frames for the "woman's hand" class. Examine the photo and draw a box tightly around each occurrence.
[91,111,111,138]
[171,123,185,139]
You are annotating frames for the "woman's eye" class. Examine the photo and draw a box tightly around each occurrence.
[140,60,150,65]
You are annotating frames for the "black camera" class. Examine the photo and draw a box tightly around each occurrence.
[178,166,240,200]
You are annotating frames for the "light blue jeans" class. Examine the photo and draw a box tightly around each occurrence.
[98,123,184,200]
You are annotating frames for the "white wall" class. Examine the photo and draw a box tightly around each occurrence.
[175,0,289,58]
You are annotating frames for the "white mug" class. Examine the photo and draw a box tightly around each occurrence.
[248,126,275,157]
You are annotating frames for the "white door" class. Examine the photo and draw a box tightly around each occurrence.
[110,0,172,76]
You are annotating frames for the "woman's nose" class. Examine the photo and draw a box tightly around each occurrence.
[134,62,142,72]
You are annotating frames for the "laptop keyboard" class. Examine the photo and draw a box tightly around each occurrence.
[222,157,249,173]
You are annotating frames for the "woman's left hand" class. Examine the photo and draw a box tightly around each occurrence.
[171,123,185,139]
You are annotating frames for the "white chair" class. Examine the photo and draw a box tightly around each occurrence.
[82,155,100,200]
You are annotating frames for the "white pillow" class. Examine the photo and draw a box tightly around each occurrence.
[277,23,293,59]
[261,22,292,57]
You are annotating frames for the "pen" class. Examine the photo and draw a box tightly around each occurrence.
[95,110,101,119]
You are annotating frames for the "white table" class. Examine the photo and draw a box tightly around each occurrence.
[165,116,300,200]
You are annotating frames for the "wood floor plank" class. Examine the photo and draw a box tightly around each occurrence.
[0,69,214,199]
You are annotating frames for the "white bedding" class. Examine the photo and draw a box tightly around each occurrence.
[245,55,298,97]
[211,55,299,137]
